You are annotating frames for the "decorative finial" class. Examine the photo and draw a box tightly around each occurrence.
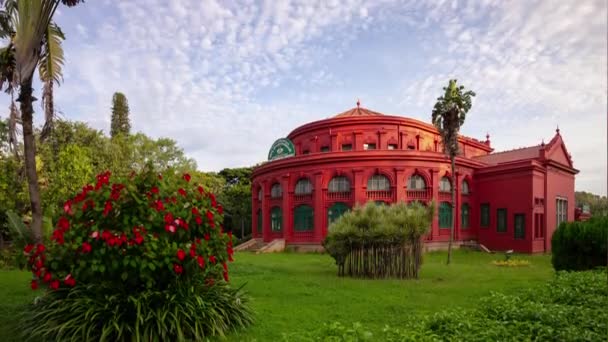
[556,125,560,134]
[541,139,545,147]
[485,133,490,141]
[356,99,360,108]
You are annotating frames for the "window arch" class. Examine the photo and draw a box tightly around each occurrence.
[271,183,282,198]
[294,205,314,231]
[295,178,313,195]
[270,207,282,231]
[367,174,390,191]
[462,180,470,195]
[439,202,452,228]
[440,177,452,193]
[258,188,263,201]
[328,202,350,225]
[408,174,426,190]
[329,176,350,193]
[461,203,470,229]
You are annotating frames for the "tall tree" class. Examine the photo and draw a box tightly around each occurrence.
[110,92,130,137]
[0,0,82,243]
[431,79,475,265]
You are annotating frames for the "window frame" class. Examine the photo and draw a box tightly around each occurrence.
[461,203,470,229]
[462,180,470,195]
[387,144,398,150]
[367,174,390,191]
[363,143,377,150]
[514,213,525,239]
[480,203,490,227]
[439,202,453,229]
[270,207,282,232]
[294,205,314,231]
[341,144,353,151]
[270,183,282,198]
[408,174,426,190]
[294,178,313,195]
[328,176,350,193]
[439,177,452,193]
[496,208,507,233]
[320,146,330,153]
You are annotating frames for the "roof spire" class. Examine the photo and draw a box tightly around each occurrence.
[356,99,360,108]
[556,125,560,135]
[541,139,545,147]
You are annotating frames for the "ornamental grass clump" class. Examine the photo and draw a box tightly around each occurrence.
[323,201,434,279]
[19,169,253,341]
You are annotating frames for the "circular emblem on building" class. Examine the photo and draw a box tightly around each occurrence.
[268,138,296,161]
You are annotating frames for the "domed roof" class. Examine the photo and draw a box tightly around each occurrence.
[333,106,385,118]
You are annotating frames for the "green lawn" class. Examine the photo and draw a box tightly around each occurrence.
[0,250,554,341]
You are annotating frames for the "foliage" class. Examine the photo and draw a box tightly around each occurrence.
[19,280,253,341]
[575,190,608,217]
[492,259,530,267]
[110,92,130,137]
[18,169,252,340]
[218,167,253,239]
[431,79,475,265]
[323,201,434,278]
[283,270,608,342]
[551,216,608,271]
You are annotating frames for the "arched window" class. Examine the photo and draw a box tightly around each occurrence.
[462,180,470,195]
[461,203,470,229]
[329,176,350,193]
[439,202,452,228]
[258,188,263,201]
[271,183,282,198]
[367,174,390,191]
[295,178,313,195]
[328,202,350,225]
[271,207,282,231]
[440,177,452,193]
[408,174,426,190]
[256,209,262,233]
[294,205,314,231]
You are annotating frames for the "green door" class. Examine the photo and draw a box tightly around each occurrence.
[271,207,282,232]
[294,205,314,231]
[439,202,452,229]
[328,203,350,225]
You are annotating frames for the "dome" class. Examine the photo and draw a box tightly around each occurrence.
[333,106,384,118]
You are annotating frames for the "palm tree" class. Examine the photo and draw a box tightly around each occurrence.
[0,0,82,243]
[39,22,64,142]
[431,79,475,265]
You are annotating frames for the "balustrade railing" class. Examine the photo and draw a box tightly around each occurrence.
[366,190,393,200]
[327,191,352,201]
[406,188,431,201]
[438,191,452,201]
[294,193,313,202]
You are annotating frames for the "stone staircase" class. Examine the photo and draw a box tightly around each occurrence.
[233,238,285,253]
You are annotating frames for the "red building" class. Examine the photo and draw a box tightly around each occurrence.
[251,105,578,253]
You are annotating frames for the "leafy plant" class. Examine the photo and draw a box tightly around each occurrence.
[19,169,252,340]
[323,201,434,279]
[551,216,607,271]
[492,259,530,267]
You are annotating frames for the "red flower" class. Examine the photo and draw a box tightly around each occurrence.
[64,274,76,287]
[197,186,205,194]
[49,280,60,290]
[102,201,112,216]
[57,217,70,230]
[101,230,112,241]
[222,262,228,272]
[165,224,176,233]
[223,271,229,282]
[36,244,45,254]
[63,200,73,215]
[183,173,191,182]
[209,255,217,264]
[164,212,174,224]
[153,200,165,212]
[23,244,34,254]
[30,280,38,290]
[51,229,65,244]
[178,188,187,197]
[81,242,92,254]
[34,258,43,269]
[151,186,159,194]
[43,272,52,283]
[195,216,203,225]
[176,249,186,261]
[90,231,100,239]
[206,210,214,221]
[173,264,183,275]
[218,205,223,215]
[228,254,234,262]
[134,235,144,245]
[197,255,205,268]
[204,234,210,241]
[209,193,217,208]
[191,207,200,216]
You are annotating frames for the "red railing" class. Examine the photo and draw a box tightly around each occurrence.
[366,190,393,201]
[327,191,352,201]
[406,188,431,201]
[294,194,313,202]
[438,191,452,201]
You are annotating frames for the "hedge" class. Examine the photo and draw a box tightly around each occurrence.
[552,216,608,271]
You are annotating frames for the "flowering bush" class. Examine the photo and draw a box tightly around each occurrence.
[492,259,531,267]
[19,169,252,340]
[23,170,234,291]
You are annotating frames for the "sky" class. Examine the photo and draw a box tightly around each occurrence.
[2,0,607,194]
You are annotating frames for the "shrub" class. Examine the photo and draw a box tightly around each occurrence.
[552,216,608,271]
[19,169,252,340]
[492,259,530,267]
[323,201,434,279]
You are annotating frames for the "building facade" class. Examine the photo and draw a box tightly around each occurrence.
[251,106,577,253]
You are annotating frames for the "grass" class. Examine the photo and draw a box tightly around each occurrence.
[0,250,553,341]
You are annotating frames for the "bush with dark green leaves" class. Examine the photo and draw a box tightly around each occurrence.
[552,216,608,271]
[283,270,608,341]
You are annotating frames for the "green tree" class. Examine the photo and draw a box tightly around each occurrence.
[0,0,82,243]
[431,79,475,265]
[218,167,252,238]
[110,92,130,137]
[575,191,608,217]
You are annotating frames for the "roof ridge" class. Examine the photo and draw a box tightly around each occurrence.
[480,144,541,156]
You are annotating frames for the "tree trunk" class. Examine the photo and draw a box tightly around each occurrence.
[40,80,54,142]
[447,155,456,265]
[18,77,43,244]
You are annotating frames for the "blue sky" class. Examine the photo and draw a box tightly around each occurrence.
[2,0,607,194]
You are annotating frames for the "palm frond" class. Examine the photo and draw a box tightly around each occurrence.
[38,21,64,85]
